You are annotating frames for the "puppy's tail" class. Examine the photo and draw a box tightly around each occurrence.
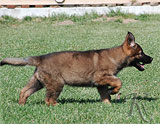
[0,56,41,67]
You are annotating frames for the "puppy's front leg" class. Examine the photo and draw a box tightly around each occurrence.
[96,76,122,103]
[97,85,111,104]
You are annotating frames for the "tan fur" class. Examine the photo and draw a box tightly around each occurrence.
[0,32,153,106]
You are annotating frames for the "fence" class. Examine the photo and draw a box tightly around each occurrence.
[0,0,160,8]
[1,0,160,19]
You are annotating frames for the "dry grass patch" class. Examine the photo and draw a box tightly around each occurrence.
[54,20,75,26]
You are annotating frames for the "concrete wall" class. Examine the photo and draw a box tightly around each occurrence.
[1,6,160,19]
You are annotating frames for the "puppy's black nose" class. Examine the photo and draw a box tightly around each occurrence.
[150,57,153,62]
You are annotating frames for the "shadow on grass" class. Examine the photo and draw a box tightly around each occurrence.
[25,98,126,105]
[58,98,100,104]
[121,95,159,102]
[12,98,99,105]
[135,96,159,101]
[12,96,158,105]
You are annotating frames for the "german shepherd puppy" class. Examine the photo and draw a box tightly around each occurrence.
[0,32,153,106]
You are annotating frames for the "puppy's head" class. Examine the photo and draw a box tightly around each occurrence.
[123,32,153,71]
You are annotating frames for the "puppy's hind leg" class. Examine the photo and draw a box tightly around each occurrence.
[45,80,64,106]
[19,73,44,105]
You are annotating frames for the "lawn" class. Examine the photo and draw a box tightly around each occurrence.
[0,13,160,124]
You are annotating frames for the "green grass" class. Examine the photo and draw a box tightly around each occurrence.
[0,13,160,124]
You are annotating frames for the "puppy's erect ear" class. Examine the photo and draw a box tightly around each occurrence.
[125,32,136,47]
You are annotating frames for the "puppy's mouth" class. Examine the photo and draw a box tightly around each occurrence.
[136,62,145,71]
